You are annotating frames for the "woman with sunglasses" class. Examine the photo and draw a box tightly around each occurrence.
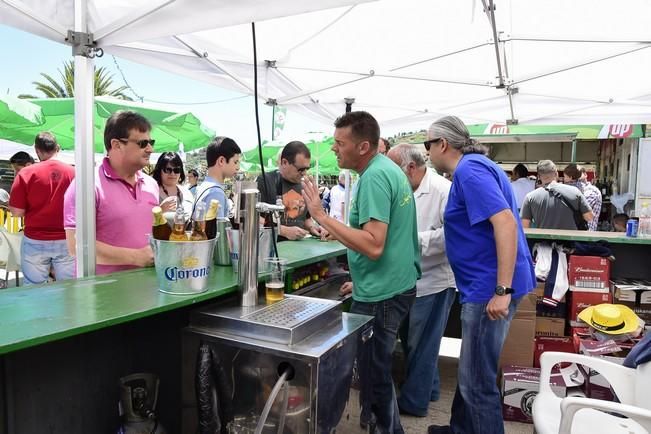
[152,152,194,221]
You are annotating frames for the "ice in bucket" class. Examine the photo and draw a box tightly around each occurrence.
[151,236,217,295]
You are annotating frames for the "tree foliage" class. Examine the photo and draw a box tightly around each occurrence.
[19,60,133,100]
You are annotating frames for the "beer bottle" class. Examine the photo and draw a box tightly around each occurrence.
[204,199,220,240]
[190,201,208,241]
[152,206,172,240]
[169,206,188,241]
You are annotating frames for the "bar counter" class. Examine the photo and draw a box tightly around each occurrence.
[0,238,346,356]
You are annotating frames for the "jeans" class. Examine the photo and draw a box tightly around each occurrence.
[449,298,520,434]
[352,287,416,434]
[398,287,456,415]
[21,236,75,285]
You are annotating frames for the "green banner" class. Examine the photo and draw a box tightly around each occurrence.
[467,123,643,140]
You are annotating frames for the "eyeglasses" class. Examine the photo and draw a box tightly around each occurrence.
[423,137,442,151]
[293,163,310,174]
[163,167,182,175]
[118,138,156,148]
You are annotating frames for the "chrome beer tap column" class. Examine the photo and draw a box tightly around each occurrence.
[237,188,285,307]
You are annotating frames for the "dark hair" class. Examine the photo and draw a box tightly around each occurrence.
[334,111,380,150]
[187,168,199,178]
[34,131,58,153]
[152,152,186,184]
[379,137,390,151]
[613,213,629,225]
[104,110,152,152]
[10,151,35,166]
[513,163,529,179]
[281,141,311,164]
[206,136,242,168]
[563,163,581,181]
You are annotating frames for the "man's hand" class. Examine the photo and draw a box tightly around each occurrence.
[340,281,353,296]
[132,246,154,268]
[486,294,511,320]
[160,196,177,213]
[301,176,327,221]
[282,225,308,240]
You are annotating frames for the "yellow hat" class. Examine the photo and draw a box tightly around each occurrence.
[578,304,641,335]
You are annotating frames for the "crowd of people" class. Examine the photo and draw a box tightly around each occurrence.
[0,107,632,434]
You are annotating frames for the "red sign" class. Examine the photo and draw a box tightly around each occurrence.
[608,124,633,138]
[568,256,611,290]
[489,124,510,134]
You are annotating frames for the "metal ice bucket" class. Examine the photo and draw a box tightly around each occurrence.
[150,236,217,295]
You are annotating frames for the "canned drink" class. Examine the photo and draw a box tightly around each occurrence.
[626,219,639,237]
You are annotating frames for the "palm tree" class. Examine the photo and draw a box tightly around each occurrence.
[18,60,133,100]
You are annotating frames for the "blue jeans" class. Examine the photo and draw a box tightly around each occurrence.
[21,236,75,285]
[352,287,416,434]
[398,287,456,415]
[449,298,520,434]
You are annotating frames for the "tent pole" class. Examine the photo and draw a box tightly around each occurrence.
[343,170,351,225]
[571,139,577,163]
[73,0,96,277]
[485,0,505,89]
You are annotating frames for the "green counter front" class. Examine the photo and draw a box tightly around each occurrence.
[0,239,345,434]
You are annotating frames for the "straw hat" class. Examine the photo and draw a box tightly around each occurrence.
[578,304,641,335]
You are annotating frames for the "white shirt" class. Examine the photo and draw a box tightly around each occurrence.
[328,184,347,222]
[414,168,456,297]
[511,177,535,209]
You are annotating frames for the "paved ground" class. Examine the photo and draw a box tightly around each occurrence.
[337,355,533,434]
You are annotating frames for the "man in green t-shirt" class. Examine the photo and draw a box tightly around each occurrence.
[302,111,420,434]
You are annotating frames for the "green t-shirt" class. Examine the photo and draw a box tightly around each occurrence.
[348,154,421,302]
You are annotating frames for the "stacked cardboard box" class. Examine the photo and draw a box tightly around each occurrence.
[568,255,613,327]
[611,279,651,326]
[500,292,537,368]
[501,364,584,423]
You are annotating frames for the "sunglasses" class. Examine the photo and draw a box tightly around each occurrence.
[163,167,182,175]
[423,137,442,151]
[118,138,156,148]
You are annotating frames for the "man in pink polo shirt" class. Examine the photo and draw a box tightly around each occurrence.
[64,111,158,275]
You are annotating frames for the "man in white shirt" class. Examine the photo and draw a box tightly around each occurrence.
[511,163,535,210]
[328,172,347,222]
[388,144,457,417]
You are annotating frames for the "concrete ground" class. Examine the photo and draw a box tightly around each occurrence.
[337,352,533,434]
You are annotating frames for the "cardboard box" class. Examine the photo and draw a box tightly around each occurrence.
[611,280,651,325]
[534,336,575,368]
[568,290,613,326]
[500,293,537,368]
[502,364,584,423]
[534,282,567,319]
[576,338,634,401]
[568,256,611,290]
[535,317,566,337]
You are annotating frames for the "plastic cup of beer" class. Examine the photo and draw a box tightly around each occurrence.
[264,257,287,303]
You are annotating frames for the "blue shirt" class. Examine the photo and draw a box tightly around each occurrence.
[194,176,227,218]
[444,154,535,303]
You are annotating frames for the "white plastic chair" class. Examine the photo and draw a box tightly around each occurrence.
[533,351,651,434]
[0,228,22,287]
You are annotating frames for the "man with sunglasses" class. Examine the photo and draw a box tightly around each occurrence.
[64,111,159,275]
[9,132,76,284]
[257,140,323,241]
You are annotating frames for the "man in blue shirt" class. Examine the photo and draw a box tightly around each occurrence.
[425,116,535,434]
[194,137,241,218]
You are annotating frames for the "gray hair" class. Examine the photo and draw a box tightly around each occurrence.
[392,143,426,170]
[427,115,488,155]
[537,159,557,176]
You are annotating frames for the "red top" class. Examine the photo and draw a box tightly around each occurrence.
[9,159,75,240]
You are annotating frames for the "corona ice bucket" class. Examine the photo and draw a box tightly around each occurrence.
[151,236,217,295]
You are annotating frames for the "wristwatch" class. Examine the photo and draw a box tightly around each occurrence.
[495,285,515,296]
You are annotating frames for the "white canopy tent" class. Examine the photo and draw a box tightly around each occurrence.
[2,0,650,276]
[103,0,651,130]
[0,0,370,276]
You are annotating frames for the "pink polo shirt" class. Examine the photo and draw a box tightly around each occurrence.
[63,158,159,275]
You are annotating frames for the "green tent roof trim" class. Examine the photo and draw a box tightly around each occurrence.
[467,123,643,140]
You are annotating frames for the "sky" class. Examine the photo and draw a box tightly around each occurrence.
[0,24,333,151]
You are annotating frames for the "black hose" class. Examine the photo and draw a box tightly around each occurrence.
[196,343,220,434]
[209,346,234,433]
[252,22,280,260]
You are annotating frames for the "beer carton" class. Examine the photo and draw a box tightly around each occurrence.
[568,256,611,290]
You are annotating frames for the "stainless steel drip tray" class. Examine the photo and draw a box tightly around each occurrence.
[190,295,342,345]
